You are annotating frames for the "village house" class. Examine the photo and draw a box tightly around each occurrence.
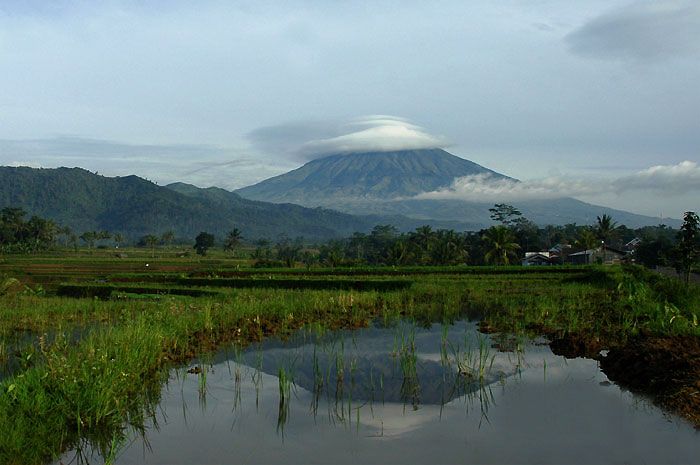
[567,245,627,265]
[522,252,554,266]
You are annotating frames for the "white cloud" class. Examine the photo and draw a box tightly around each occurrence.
[248,115,448,161]
[7,161,42,168]
[613,160,700,194]
[416,161,700,202]
[299,116,446,158]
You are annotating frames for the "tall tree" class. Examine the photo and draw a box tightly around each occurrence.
[411,225,435,260]
[57,226,73,247]
[489,204,523,227]
[482,226,520,265]
[194,232,215,256]
[675,211,700,284]
[275,237,303,268]
[161,230,175,248]
[576,228,600,251]
[113,233,124,248]
[80,231,97,249]
[223,228,243,256]
[595,214,619,243]
[252,239,272,260]
[430,229,467,265]
[142,234,159,258]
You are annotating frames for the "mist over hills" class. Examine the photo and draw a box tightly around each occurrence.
[237,149,678,228]
[0,166,468,241]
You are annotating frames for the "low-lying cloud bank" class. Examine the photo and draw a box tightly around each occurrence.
[248,115,447,161]
[416,161,700,202]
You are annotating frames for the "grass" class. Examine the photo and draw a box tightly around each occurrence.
[0,254,698,464]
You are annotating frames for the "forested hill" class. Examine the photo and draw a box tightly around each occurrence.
[0,166,402,240]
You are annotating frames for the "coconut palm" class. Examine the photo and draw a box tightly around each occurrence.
[161,230,175,248]
[482,226,520,265]
[676,211,700,285]
[595,214,619,243]
[143,234,159,258]
[430,229,467,265]
[224,228,243,256]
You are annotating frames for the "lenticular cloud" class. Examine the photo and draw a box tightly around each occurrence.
[298,116,447,158]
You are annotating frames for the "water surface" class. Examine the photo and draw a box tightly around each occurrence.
[60,320,700,464]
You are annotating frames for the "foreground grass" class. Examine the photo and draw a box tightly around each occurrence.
[0,265,698,464]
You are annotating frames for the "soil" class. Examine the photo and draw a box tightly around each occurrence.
[549,333,605,359]
[599,335,700,427]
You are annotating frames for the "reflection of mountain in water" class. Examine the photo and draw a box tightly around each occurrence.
[210,321,517,406]
[244,351,500,405]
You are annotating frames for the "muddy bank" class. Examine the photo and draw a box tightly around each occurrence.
[599,335,700,427]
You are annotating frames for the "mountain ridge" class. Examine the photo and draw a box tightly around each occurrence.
[0,166,475,241]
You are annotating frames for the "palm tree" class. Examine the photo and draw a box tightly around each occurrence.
[143,234,159,258]
[595,214,619,243]
[430,230,467,265]
[482,226,520,265]
[113,233,124,249]
[161,230,175,248]
[412,225,434,253]
[386,239,412,266]
[676,211,700,285]
[224,228,243,256]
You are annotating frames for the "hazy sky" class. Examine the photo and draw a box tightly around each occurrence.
[0,0,698,218]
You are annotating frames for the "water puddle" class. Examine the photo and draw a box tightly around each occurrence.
[59,320,699,464]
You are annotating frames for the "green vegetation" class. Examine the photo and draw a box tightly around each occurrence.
[676,211,700,284]
[193,232,215,256]
[0,166,395,241]
[0,251,699,464]
[0,206,699,463]
[0,207,65,253]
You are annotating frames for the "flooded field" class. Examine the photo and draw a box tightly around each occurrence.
[59,320,700,465]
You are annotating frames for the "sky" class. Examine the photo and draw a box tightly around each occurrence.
[0,0,698,218]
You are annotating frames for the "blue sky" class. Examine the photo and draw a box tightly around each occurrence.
[0,0,698,218]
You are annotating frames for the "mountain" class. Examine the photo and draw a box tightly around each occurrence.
[165,182,472,233]
[237,148,509,204]
[237,149,678,228]
[0,167,398,241]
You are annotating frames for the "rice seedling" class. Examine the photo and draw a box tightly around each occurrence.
[276,365,293,436]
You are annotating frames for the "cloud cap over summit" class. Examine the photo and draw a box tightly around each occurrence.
[248,116,447,161]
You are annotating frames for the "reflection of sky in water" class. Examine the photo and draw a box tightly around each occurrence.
[59,321,700,465]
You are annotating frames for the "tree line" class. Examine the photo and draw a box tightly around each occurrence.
[2,205,698,279]
[237,205,699,277]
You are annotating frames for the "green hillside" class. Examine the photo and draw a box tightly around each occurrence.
[0,167,380,240]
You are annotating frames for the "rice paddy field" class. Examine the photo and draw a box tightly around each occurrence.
[1,250,699,464]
